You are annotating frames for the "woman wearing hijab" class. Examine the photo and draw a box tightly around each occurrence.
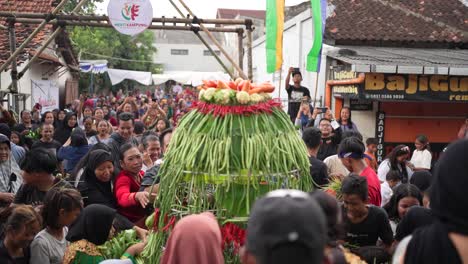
[0,134,22,207]
[161,212,224,264]
[63,204,145,264]
[54,113,78,145]
[394,139,468,264]
[77,149,147,235]
[57,128,91,174]
[77,150,115,208]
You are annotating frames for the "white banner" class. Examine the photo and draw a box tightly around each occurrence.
[108,0,153,36]
[31,80,59,113]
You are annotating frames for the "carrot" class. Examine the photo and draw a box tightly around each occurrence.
[241,80,251,92]
[227,81,237,90]
[236,80,245,91]
[196,85,205,90]
[217,80,230,89]
[202,80,217,88]
[248,84,275,94]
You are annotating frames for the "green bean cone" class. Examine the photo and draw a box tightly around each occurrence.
[141,102,312,263]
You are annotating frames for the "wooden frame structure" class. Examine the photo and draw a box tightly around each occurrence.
[0,0,255,93]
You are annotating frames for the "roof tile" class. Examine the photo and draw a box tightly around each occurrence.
[0,0,54,66]
[325,0,468,44]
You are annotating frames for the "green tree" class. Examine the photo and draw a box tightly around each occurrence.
[62,0,103,14]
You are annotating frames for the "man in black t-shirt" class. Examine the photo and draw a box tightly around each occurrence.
[341,175,393,249]
[302,127,329,188]
[13,148,70,207]
[285,67,311,122]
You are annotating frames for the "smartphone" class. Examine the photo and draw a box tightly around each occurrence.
[318,107,328,113]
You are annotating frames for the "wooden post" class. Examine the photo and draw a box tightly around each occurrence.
[278,65,283,99]
[8,20,18,93]
[247,28,253,80]
[0,0,71,72]
[177,0,248,79]
[237,30,244,73]
[313,72,320,106]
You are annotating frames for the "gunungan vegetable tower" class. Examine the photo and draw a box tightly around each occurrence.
[141,79,312,263]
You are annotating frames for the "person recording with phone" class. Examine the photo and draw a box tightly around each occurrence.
[285,67,311,122]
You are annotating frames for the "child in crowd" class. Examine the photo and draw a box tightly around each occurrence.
[341,174,393,249]
[364,138,378,171]
[383,183,422,235]
[409,170,432,208]
[409,134,432,171]
[0,205,42,263]
[30,189,83,264]
[380,170,401,207]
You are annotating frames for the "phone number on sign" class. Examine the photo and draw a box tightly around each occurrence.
[364,94,405,100]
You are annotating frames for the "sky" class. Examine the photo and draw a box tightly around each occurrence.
[97,0,307,18]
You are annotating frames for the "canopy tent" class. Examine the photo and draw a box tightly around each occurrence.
[79,60,153,86]
[152,71,230,86]
[79,60,108,73]
[107,69,153,86]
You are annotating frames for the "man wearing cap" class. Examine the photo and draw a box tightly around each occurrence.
[241,189,327,264]
[285,67,311,122]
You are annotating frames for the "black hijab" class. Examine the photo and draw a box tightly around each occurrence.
[79,150,115,208]
[404,139,468,264]
[66,204,115,245]
[70,127,88,147]
[54,113,77,144]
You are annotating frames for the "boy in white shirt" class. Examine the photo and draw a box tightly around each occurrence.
[381,170,401,207]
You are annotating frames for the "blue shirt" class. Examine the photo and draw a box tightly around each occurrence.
[58,145,92,173]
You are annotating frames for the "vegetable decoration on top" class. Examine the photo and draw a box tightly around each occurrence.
[195,78,279,117]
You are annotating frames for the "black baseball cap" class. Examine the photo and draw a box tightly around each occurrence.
[246,189,327,264]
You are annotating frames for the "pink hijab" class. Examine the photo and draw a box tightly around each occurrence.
[161,212,224,264]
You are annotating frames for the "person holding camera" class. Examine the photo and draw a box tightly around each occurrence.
[285,67,311,122]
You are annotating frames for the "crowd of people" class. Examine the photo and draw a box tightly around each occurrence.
[0,78,466,264]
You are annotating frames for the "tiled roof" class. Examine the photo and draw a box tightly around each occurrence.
[216,8,266,20]
[325,0,468,45]
[0,0,56,66]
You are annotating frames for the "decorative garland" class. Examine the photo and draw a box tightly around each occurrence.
[192,99,282,117]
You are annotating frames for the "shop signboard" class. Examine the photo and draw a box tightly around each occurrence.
[331,71,360,99]
[375,112,385,163]
[361,73,468,102]
[350,98,373,111]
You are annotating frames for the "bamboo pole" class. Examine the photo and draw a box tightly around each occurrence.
[13,18,242,33]
[0,12,250,26]
[237,31,244,72]
[177,0,248,79]
[168,0,235,78]
[8,21,18,93]
[247,28,253,80]
[17,0,90,78]
[0,0,71,72]
[313,72,320,106]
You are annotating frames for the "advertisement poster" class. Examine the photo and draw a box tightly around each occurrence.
[31,80,59,113]
[108,0,153,36]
